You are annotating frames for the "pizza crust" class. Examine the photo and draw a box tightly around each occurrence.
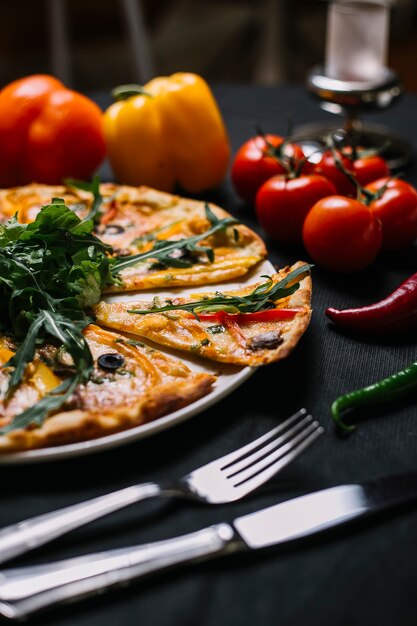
[95,262,312,367]
[0,326,215,452]
[0,183,267,291]
[0,183,312,452]
[0,376,213,452]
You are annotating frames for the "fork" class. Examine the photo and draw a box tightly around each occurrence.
[0,409,322,565]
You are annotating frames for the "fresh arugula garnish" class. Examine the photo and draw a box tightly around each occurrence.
[114,337,147,348]
[66,175,103,225]
[0,180,309,436]
[128,264,312,319]
[131,220,183,249]
[113,204,239,272]
[0,377,80,434]
[0,199,117,433]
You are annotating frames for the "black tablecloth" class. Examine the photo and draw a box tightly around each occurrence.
[2,85,417,626]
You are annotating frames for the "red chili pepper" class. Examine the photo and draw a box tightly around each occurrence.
[325,272,417,333]
[186,308,300,324]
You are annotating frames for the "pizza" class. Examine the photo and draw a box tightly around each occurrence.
[0,183,266,291]
[0,325,215,452]
[94,262,312,366]
[0,181,312,453]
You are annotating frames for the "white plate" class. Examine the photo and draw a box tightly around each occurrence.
[0,260,276,464]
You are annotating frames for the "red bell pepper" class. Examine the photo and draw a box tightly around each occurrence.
[0,74,106,187]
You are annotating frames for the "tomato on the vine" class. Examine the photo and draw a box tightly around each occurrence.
[354,155,390,187]
[302,195,383,273]
[366,178,417,251]
[313,149,389,197]
[231,134,307,204]
[255,174,336,244]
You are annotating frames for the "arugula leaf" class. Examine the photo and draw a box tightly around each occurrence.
[0,197,115,433]
[66,175,103,225]
[113,204,239,273]
[4,315,45,395]
[131,220,183,249]
[0,215,26,246]
[22,197,82,236]
[0,376,81,433]
[128,264,313,319]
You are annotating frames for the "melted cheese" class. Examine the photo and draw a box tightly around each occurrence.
[0,183,266,292]
[94,264,312,367]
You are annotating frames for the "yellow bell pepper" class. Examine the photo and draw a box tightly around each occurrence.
[103,73,230,193]
[28,362,61,396]
[0,342,60,395]
[0,346,14,365]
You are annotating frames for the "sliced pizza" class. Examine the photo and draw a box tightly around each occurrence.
[94,262,312,367]
[0,325,215,451]
[0,183,266,291]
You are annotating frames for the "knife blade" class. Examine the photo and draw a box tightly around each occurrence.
[235,472,417,548]
[0,472,416,619]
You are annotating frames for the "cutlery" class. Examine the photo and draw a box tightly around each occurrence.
[0,471,416,619]
[0,409,322,566]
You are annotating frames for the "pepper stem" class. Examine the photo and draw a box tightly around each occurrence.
[112,84,153,101]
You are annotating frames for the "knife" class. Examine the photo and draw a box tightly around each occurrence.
[0,472,416,620]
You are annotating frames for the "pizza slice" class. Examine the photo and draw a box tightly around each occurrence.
[0,183,266,291]
[0,325,215,451]
[94,262,312,367]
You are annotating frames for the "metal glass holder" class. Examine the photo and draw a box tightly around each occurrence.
[294,65,412,170]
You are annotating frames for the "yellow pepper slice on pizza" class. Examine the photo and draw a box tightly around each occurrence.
[0,325,214,451]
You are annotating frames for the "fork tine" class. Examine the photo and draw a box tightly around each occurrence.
[219,408,308,470]
[231,420,322,486]
[224,414,313,478]
[233,424,323,492]
[233,425,323,492]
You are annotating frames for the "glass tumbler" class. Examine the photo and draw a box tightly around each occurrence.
[325,1,390,82]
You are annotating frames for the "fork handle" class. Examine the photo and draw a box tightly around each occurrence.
[0,482,170,565]
[0,524,239,619]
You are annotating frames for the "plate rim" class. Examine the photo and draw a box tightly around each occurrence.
[0,365,254,465]
[0,259,277,464]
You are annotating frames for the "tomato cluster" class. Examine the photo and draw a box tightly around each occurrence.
[232,134,417,273]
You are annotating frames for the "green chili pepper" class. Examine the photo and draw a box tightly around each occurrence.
[332,361,417,433]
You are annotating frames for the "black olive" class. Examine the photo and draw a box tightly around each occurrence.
[247,331,283,351]
[103,224,125,235]
[98,353,125,371]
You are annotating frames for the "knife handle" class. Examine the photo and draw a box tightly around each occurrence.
[0,523,239,620]
[0,482,166,565]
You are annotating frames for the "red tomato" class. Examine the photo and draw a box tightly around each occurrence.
[255,174,336,244]
[302,196,382,273]
[367,178,417,250]
[231,134,306,204]
[313,151,355,196]
[314,150,389,197]
[354,155,390,187]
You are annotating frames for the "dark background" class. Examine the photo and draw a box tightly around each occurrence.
[0,0,417,91]
[0,84,416,625]
[1,0,417,623]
